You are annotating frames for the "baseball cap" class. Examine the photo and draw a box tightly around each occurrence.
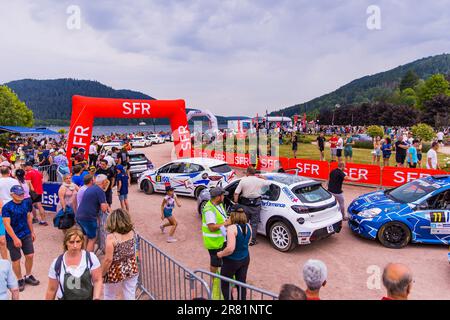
[165,186,175,192]
[10,185,25,195]
[210,187,229,197]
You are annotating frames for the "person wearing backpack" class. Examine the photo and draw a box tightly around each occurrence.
[45,228,103,300]
[217,208,252,300]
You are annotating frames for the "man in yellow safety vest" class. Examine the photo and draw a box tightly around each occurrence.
[202,187,231,274]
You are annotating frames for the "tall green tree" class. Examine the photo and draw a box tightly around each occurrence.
[417,74,450,109]
[399,70,419,92]
[0,86,34,127]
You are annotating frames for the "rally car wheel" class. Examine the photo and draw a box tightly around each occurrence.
[378,222,411,249]
[141,180,154,195]
[194,187,206,199]
[269,221,296,252]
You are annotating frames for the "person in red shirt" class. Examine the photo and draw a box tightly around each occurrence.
[303,259,327,300]
[329,132,338,162]
[24,162,47,226]
[382,263,413,300]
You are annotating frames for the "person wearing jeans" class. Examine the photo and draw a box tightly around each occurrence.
[217,209,252,300]
[327,162,360,220]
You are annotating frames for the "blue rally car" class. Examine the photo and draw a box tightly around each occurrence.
[348,175,450,248]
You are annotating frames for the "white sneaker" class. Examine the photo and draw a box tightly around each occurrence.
[167,237,178,243]
[160,224,166,234]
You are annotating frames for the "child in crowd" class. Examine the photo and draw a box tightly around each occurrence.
[160,186,181,243]
[115,165,130,212]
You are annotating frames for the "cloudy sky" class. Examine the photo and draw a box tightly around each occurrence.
[0,0,449,116]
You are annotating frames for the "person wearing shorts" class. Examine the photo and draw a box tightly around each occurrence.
[115,165,130,212]
[329,133,338,162]
[1,185,40,291]
[344,134,354,163]
[76,174,109,252]
[160,187,181,243]
[24,162,47,226]
[394,136,409,167]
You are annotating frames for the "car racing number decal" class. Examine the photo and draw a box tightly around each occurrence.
[429,212,449,223]
[156,175,170,183]
[429,211,450,235]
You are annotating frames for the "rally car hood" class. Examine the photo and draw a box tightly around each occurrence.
[350,190,410,214]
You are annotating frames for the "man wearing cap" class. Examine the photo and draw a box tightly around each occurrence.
[2,185,40,291]
[233,166,271,246]
[202,187,231,274]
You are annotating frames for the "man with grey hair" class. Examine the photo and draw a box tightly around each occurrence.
[382,263,413,300]
[76,174,109,252]
[302,259,327,300]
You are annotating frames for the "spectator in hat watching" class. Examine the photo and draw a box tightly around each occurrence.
[2,185,40,292]
[303,259,327,300]
[382,263,413,300]
[201,187,231,274]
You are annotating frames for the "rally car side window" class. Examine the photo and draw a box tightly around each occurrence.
[261,184,280,201]
[158,164,172,173]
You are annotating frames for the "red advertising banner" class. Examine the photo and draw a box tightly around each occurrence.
[381,166,448,187]
[257,156,290,172]
[232,153,252,168]
[329,162,381,186]
[288,159,330,180]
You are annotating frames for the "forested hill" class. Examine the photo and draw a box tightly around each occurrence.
[4,79,249,126]
[271,53,450,117]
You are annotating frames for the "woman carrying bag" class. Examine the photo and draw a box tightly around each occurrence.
[45,228,103,300]
[57,174,79,214]
[102,209,139,300]
[217,208,252,300]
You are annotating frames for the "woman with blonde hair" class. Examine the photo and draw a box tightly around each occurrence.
[217,208,252,300]
[102,209,139,300]
[57,174,79,214]
[45,227,103,300]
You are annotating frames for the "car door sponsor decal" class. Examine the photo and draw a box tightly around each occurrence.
[429,212,449,223]
[429,212,450,235]
[282,187,299,203]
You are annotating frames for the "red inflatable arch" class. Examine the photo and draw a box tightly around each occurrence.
[66,95,191,162]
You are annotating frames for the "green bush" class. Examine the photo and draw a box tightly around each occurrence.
[411,123,435,142]
[366,125,384,138]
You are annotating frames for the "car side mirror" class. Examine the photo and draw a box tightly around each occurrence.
[416,204,428,211]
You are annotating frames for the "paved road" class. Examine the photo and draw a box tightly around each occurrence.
[20,143,450,300]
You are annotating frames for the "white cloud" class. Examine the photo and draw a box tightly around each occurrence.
[0,0,449,116]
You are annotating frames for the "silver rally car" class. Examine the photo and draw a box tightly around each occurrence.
[197,173,343,252]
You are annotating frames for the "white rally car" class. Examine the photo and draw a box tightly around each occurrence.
[131,136,149,148]
[197,173,343,252]
[138,158,236,198]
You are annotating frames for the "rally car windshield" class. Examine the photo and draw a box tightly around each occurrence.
[386,179,439,203]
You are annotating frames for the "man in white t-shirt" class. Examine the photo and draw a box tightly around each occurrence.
[0,167,19,204]
[426,142,440,170]
[437,131,444,145]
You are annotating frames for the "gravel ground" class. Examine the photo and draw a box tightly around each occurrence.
[18,143,450,300]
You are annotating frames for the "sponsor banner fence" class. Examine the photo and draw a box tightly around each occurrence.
[381,166,448,187]
[42,182,61,212]
[288,158,330,180]
[330,162,382,186]
[191,149,448,188]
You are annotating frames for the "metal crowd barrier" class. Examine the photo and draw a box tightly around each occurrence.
[36,164,59,182]
[136,235,211,300]
[193,269,278,301]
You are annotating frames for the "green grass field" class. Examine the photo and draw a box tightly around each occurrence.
[279,143,449,169]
